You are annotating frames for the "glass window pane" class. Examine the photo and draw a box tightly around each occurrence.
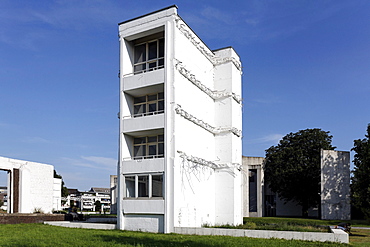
[134,137,146,144]
[158,101,164,111]
[158,134,164,142]
[147,94,157,101]
[152,175,163,197]
[148,145,156,156]
[148,41,157,60]
[147,136,157,143]
[148,103,156,113]
[138,176,149,197]
[134,96,146,104]
[148,62,157,69]
[134,104,146,115]
[158,143,164,156]
[159,39,164,58]
[134,64,146,73]
[134,145,145,158]
[158,92,164,100]
[158,58,164,67]
[125,176,135,198]
[134,44,146,64]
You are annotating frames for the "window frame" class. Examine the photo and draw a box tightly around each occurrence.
[133,134,164,160]
[123,173,164,199]
[133,37,164,74]
[133,92,164,117]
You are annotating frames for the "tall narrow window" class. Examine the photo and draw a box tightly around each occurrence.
[133,92,164,117]
[133,135,164,159]
[134,38,164,74]
[125,176,135,198]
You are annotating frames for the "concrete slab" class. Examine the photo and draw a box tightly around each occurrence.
[44,221,116,230]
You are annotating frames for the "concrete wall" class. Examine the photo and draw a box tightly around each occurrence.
[0,156,56,214]
[118,6,243,233]
[321,150,351,220]
[242,157,264,217]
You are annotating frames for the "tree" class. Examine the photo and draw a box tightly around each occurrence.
[264,128,335,217]
[351,124,370,219]
[54,170,69,197]
[94,200,102,213]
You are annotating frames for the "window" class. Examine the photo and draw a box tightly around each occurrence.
[125,176,135,198]
[134,38,164,74]
[124,174,163,198]
[133,92,164,117]
[133,134,164,159]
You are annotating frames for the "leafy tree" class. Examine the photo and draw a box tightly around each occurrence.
[94,200,102,212]
[351,124,370,219]
[54,170,69,197]
[264,128,335,217]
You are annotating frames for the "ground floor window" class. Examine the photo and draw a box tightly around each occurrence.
[124,174,163,198]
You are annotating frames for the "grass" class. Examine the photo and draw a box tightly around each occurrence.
[207,217,332,232]
[350,228,370,247]
[0,223,348,247]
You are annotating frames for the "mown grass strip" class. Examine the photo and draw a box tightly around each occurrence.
[0,223,348,247]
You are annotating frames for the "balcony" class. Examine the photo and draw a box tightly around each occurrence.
[123,69,164,93]
[122,113,164,134]
[122,157,164,174]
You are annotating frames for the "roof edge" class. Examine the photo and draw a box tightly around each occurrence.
[118,5,178,25]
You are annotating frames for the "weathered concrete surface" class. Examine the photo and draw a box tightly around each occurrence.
[44,221,116,230]
[173,227,348,244]
[321,150,351,220]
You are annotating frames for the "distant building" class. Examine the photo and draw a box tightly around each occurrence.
[110,175,117,214]
[118,5,243,233]
[0,156,61,213]
[242,150,351,220]
[63,187,111,212]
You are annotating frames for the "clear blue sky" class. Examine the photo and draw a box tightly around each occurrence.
[1,1,369,191]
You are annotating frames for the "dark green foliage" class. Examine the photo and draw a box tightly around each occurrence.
[264,129,334,217]
[94,200,102,212]
[351,124,370,219]
[54,170,69,197]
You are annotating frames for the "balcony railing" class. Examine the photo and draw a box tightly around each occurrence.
[122,109,164,119]
[123,154,164,161]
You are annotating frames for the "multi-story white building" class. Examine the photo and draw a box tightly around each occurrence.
[118,5,243,233]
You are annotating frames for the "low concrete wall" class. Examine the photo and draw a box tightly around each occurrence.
[0,213,65,224]
[173,227,348,244]
[45,221,116,230]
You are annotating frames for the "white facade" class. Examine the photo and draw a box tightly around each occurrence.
[118,6,243,233]
[0,156,61,213]
[321,150,351,220]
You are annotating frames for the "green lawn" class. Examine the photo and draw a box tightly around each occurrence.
[0,223,348,247]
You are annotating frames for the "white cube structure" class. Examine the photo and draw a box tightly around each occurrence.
[118,5,243,233]
[0,156,61,214]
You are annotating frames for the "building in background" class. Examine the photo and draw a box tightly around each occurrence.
[63,187,111,212]
[243,150,351,220]
[110,175,117,214]
[118,5,243,233]
[0,156,61,213]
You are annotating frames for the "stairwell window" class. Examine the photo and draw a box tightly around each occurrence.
[133,134,164,159]
[134,38,164,74]
[133,92,164,117]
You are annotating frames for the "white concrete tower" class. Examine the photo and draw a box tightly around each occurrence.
[118,5,243,233]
